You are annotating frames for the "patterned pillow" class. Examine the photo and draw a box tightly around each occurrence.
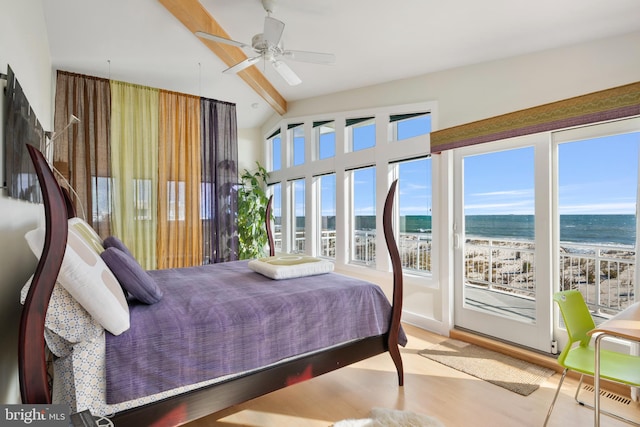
[101,247,163,304]
[21,276,103,357]
[25,221,130,335]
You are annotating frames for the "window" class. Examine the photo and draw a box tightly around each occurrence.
[351,167,376,265]
[397,157,432,273]
[166,181,186,221]
[268,131,281,171]
[290,123,305,166]
[557,127,640,316]
[318,173,336,258]
[347,117,375,152]
[133,179,153,220]
[264,102,434,271]
[292,178,305,253]
[390,112,431,141]
[315,120,335,160]
[92,176,112,224]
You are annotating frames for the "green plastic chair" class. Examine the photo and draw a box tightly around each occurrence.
[544,290,640,426]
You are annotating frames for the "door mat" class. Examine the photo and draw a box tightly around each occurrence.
[418,338,555,396]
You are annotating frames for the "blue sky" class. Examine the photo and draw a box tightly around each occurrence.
[464,132,640,215]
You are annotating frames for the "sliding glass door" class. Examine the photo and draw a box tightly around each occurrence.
[454,135,552,351]
[552,118,640,347]
[453,118,640,352]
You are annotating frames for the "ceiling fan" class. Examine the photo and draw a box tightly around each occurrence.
[196,0,335,86]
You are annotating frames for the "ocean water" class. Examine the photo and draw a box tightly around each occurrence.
[310,214,636,246]
[350,214,636,246]
[465,214,636,246]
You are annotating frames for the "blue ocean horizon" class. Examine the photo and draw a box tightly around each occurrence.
[348,214,637,246]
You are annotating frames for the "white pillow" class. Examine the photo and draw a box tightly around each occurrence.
[248,255,334,280]
[68,217,104,254]
[25,222,130,335]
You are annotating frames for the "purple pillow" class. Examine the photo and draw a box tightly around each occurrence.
[100,247,163,304]
[103,236,134,259]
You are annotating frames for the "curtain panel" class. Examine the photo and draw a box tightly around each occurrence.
[110,81,160,270]
[53,72,239,268]
[201,98,239,263]
[53,71,111,237]
[157,90,203,269]
[431,81,640,153]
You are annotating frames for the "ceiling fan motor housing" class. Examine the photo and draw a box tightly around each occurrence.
[251,33,268,50]
[252,33,282,56]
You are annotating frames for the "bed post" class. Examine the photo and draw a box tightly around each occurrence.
[19,145,69,404]
[383,179,404,386]
[265,195,275,256]
[61,187,77,219]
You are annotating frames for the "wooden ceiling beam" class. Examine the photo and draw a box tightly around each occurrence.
[159,0,287,115]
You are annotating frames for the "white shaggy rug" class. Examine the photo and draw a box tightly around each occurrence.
[333,407,445,427]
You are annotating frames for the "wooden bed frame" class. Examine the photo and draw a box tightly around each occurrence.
[19,144,404,426]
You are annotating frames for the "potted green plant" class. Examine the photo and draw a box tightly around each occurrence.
[237,162,270,259]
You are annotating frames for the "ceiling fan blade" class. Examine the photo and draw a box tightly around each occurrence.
[195,31,249,49]
[223,56,261,74]
[271,60,301,86]
[282,50,336,65]
[263,16,285,46]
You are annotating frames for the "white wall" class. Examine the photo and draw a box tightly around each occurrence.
[0,0,52,404]
[238,127,263,175]
[261,31,640,333]
[271,31,640,132]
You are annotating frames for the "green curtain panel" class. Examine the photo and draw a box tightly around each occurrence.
[110,81,160,270]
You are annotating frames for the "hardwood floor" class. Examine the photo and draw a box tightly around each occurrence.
[186,324,640,426]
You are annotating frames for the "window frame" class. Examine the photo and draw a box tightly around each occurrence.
[264,102,436,274]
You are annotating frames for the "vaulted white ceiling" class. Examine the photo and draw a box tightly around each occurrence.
[42,0,640,129]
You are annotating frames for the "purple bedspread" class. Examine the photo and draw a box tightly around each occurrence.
[105,260,405,403]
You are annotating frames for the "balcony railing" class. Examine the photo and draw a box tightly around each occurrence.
[352,230,376,265]
[465,239,536,298]
[399,232,432,272]
[275,228,636,316]
[559,243,635,315]
[465,238,636,316]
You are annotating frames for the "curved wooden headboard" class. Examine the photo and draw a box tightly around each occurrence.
[19,145,69,403]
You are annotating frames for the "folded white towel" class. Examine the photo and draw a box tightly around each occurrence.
[248,255,334,280]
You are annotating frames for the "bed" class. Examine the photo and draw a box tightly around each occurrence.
[18,144,405,426]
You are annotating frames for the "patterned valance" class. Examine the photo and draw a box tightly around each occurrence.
[431,81,640,153]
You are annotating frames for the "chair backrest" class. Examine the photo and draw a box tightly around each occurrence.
[554,290,596,352]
